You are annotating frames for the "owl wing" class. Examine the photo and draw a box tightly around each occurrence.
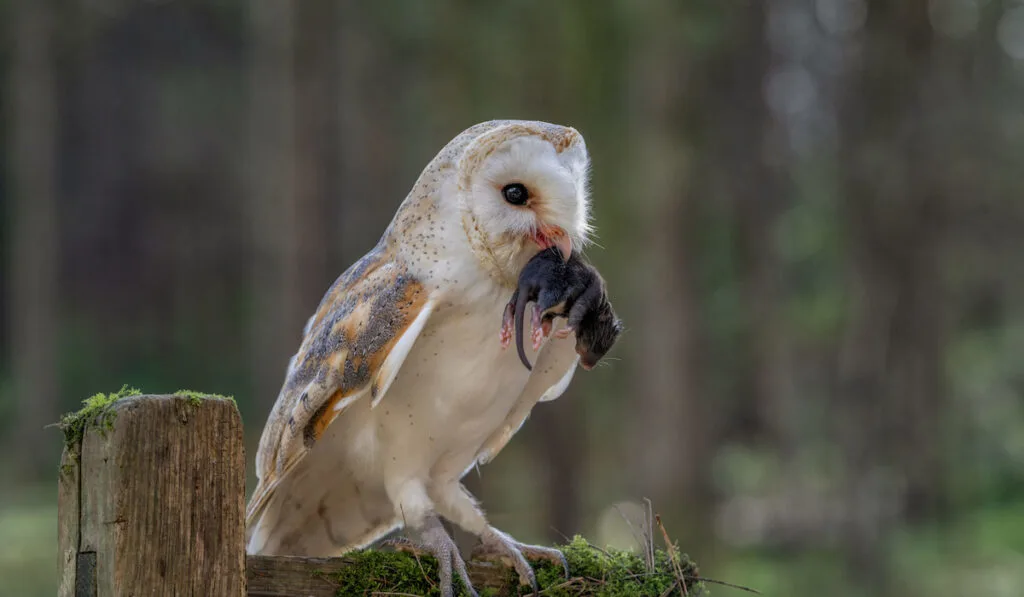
[476,321,580,467]
[246,247,436,528]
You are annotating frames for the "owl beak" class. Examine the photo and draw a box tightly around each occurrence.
[534,225,572,261]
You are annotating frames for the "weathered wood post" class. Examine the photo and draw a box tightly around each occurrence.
[58,394,245,596]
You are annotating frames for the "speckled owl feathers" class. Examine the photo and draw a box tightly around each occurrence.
[246,120,594,588]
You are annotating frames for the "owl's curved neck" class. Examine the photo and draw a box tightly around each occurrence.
[454,132,527,289]
[459,209,519,289]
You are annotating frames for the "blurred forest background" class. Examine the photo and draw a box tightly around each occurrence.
[3,0,1024,595]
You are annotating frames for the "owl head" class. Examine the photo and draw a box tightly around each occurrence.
[450,120,593,282]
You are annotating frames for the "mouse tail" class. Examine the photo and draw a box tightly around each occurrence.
[513,288,533,371]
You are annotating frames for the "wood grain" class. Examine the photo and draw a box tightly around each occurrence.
[246,554,515,597]
[57,446,81,597]
[75,395,246,596]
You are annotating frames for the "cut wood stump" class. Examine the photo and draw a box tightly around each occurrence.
[58,393,246,596]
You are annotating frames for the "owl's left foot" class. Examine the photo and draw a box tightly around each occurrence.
[472,526,570,593]
[383,517,478,597]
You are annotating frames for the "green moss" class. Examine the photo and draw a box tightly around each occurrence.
[522,536,702,597]
[57,384,142,450]
[324,536,703,597]
[57,387,236,453]
[173,389,235,406]
[321,549,446,596]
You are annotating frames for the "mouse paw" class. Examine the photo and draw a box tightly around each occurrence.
[532,327,545,352]
[541,317,554,339]
[499,303,514,349]
[530,304,545,351]
[553,326,573,340]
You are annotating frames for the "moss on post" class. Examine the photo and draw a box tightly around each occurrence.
[173,388,236,406]
[57,385,142,452]
[56,386,238,452]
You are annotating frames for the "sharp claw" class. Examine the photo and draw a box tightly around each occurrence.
[519,544,571,579]
[528,571,541,595]
[453,549,478,597]
[386,520,479,597]
[474,526,566,594]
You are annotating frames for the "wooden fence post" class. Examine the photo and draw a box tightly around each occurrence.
[58,394,246,596]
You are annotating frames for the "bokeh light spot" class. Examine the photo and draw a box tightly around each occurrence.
[816,0,868,36]
[998,6,1024,60]
[929,0,980,39]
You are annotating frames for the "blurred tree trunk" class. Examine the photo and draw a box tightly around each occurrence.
[247,0,300,413]
[836,1,947,590]
[711,2,795,456]
[531,398,584,539]
[334,1,399,268]
[624,1,713,544]
[6,0,59,479]
[293,2,334,319]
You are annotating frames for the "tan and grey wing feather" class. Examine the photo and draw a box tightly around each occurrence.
[246,250,435,530]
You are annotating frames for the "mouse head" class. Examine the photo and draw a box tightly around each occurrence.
[575,307,623,370]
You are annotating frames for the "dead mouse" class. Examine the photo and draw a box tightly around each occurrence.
[499,248,622,371]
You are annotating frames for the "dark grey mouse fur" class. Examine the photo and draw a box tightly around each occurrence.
[502,248,622,371]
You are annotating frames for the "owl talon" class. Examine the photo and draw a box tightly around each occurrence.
[472,526,569,593]
[383,517,478,597]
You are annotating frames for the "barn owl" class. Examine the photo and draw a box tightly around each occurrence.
[246,120,592,596]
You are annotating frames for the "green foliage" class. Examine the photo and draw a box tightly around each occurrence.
[323,549,446,596]
[523,536,702,597]
[324,536,701,597]
[0,496,56,597]
[56,384,142,450]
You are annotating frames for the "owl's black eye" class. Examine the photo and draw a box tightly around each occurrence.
[501,183,529,205]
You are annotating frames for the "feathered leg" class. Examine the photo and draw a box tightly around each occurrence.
[384,478,479,597]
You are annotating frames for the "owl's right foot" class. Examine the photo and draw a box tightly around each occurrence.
[472,525,570,594]
[384,516,478,597]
